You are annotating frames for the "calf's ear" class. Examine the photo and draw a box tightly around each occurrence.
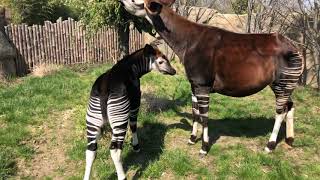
[143,44,156,56]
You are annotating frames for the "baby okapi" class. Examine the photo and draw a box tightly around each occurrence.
[84,44,176,180]
[121,0,304,156]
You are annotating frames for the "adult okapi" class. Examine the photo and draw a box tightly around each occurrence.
[120,0,304,156]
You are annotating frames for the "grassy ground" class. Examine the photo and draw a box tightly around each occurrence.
[0,62,319,180]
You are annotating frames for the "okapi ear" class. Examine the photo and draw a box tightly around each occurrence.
[146,1,163,15]
[143,44,156,56]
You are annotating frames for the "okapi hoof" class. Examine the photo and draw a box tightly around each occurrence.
[188,135,197,145]
[199,149,208,157]
[285,137,294,147]
[264,141,276,153]
[132,144,140,153]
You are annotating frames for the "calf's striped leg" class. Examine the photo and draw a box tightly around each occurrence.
[188,93,200,145]
[108,95,130,180]
[84,96,105,180]
[129,106,140,152]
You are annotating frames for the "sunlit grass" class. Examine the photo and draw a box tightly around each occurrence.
[1,62,319,179]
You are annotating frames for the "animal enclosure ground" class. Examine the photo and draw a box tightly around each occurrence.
[0,63,319,179]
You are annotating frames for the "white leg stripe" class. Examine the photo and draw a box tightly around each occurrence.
[286,108,294,138]
[269,113,286,142]
[203,127,209,142]
[192,121,198,136]
[192,94,198,102]
[84,150,96,180]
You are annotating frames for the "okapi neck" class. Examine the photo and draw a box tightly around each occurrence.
[149,7,202,62]
[131,56,151,78]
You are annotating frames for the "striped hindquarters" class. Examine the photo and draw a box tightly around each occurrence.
[272,52,304,113]
[107,95,130,142]
[86,96,104,150]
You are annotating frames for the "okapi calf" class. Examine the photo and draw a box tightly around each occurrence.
[120,0,304,155]
[84,44,176,180]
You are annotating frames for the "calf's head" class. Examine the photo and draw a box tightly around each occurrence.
[143,44,176,75]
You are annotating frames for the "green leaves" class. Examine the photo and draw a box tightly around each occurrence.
[80,0,155,35]
[2,0,80,25]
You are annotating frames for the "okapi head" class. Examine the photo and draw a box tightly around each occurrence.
[120,0,174,19]
[144,44,176,75]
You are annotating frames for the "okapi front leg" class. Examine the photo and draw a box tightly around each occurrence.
[129,107,140,152]
[188,93,200,145]
[196,91,210,156]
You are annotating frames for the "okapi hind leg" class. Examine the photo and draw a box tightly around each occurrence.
[265,100,294,152]
[285,100,294,147]
[188,93,200,145]
[84,96,104,180]
[110,141,126,180]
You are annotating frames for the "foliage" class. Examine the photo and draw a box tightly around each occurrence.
[231,0,248,14]
[0,0,80,25]
[79,0,154,35]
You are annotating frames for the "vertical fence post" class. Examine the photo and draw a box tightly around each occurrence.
[4,19,145,74]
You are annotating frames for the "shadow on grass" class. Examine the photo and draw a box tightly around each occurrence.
[122,122,167,180]
[107,93,285,179]
[105,94,190,179]
[174,111,287,153]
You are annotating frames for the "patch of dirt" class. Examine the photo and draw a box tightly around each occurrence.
[159,170,176,180]
[31,64,61,77]
[16,109,78,179]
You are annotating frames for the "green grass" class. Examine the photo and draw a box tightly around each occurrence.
[0,63,319,179]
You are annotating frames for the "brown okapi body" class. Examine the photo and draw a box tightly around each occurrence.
[121,0,304,155]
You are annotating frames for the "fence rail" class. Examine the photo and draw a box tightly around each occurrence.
[4,18,144,75]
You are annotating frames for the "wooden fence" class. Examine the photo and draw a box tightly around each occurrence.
[4,18,144,75]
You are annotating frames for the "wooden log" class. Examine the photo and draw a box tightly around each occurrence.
[8,25,19,74]
[103,26,107,63]
[81,24,85,64]
[62,21,67,64]
[23,24,31,70]
[33,25,38,66]
[38,25,44,65]
[45,21,52,64]
[70,19,75,63]
[28,26,34,68]
[69,18,74,64]
[65,19,71,65]
[44,21,49,64]
[48,22,53,64]
[75,21,79,63]
[17,25,25,73]
[55,20,60,64]
[76,22,81,63]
